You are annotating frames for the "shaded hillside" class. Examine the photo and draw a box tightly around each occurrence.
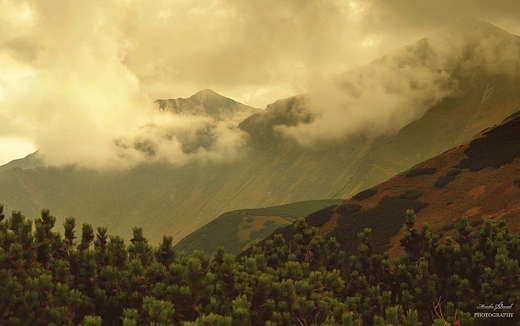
[174,199,342,254]
[251,111,520,258]
[1,19,520,245]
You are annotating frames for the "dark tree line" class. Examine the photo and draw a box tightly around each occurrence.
[0,203,518,325]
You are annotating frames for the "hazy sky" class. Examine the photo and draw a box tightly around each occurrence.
[1,0,520,166]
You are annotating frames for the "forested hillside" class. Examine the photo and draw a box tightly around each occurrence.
[0,204,518,325]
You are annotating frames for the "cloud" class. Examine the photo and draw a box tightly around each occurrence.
[276,19,520,143]
[113,110,250,167]
[120,0,371,107]
[1,0,520,166]
[276,51,457,143]
[0,136,36,165]
[123,0,520,108]
[0,1,153,168]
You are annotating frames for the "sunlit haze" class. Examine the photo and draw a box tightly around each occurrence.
[1,0,520,166]
[0,137,36,165]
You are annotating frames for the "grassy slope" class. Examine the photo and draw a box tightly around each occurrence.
[174,199,342,254]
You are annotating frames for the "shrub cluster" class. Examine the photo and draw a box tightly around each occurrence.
[335,204,362,216]
[352,189,377,201]
[1,204,519,325]
[405,167,437,177]
[458,116,520,172]
[398,190,423,200]
[431,169,461,188]
[305,205,337,227]
[329,195,428,255]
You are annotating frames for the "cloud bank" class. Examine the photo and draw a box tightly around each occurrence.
[0,0,520,166]
[276,18,520,144]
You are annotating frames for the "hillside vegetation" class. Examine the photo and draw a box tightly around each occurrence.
[256,111,520,261]
[0,203,519,325]
[174,199,342,254]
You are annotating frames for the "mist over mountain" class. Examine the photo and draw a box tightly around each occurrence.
[244,110,520,259]
[155,89,258,119]
[1,19,520,245]
[252,18,520,145]
[112,90,258,166]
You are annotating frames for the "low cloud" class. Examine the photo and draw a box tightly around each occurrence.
[0,1,250,169]
[276,18,520,144]
[113,111,250,167]
[1,1,520,167]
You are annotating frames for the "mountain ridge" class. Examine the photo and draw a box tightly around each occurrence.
[241,110,520,259]
[1,19,519,245]
[154,88,259,120]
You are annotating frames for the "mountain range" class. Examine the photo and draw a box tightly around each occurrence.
[1,18,519,246]
[240,110,520,258]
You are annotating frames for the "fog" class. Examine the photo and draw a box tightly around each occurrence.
[0,0,519,166]
[278,18,520,143]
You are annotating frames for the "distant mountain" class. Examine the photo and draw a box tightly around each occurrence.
[1,19,520,245]
[0,151,45,173]
[155,89,258,120]
[238,95,310,149]
[247,111,520,258]
[174,199,342,254]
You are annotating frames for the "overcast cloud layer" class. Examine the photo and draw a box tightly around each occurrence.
[1,0,520,166]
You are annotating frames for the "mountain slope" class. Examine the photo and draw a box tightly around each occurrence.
[1,19,520,245]
[248,111,520,258]
[0,152,45,173]
[174,199,342,254]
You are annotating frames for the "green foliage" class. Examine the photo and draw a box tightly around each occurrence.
[0,204,519,325]
[353,188,377,201]
[336,204,362,216]
[399,190,423,200]
[329,196,428,255]
[175,199,342,255]
[405,167,437,177]
[434,169,461,188]
[306,205,338,227]
[458,117,520,171]
[253,194,428,262]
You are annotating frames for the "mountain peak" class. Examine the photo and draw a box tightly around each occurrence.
[155,89,258,119]
[192,89,220,98]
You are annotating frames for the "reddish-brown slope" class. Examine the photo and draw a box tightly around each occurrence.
[319,112,520,258]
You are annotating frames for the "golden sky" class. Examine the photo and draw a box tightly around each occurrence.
[1,0,520,166]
